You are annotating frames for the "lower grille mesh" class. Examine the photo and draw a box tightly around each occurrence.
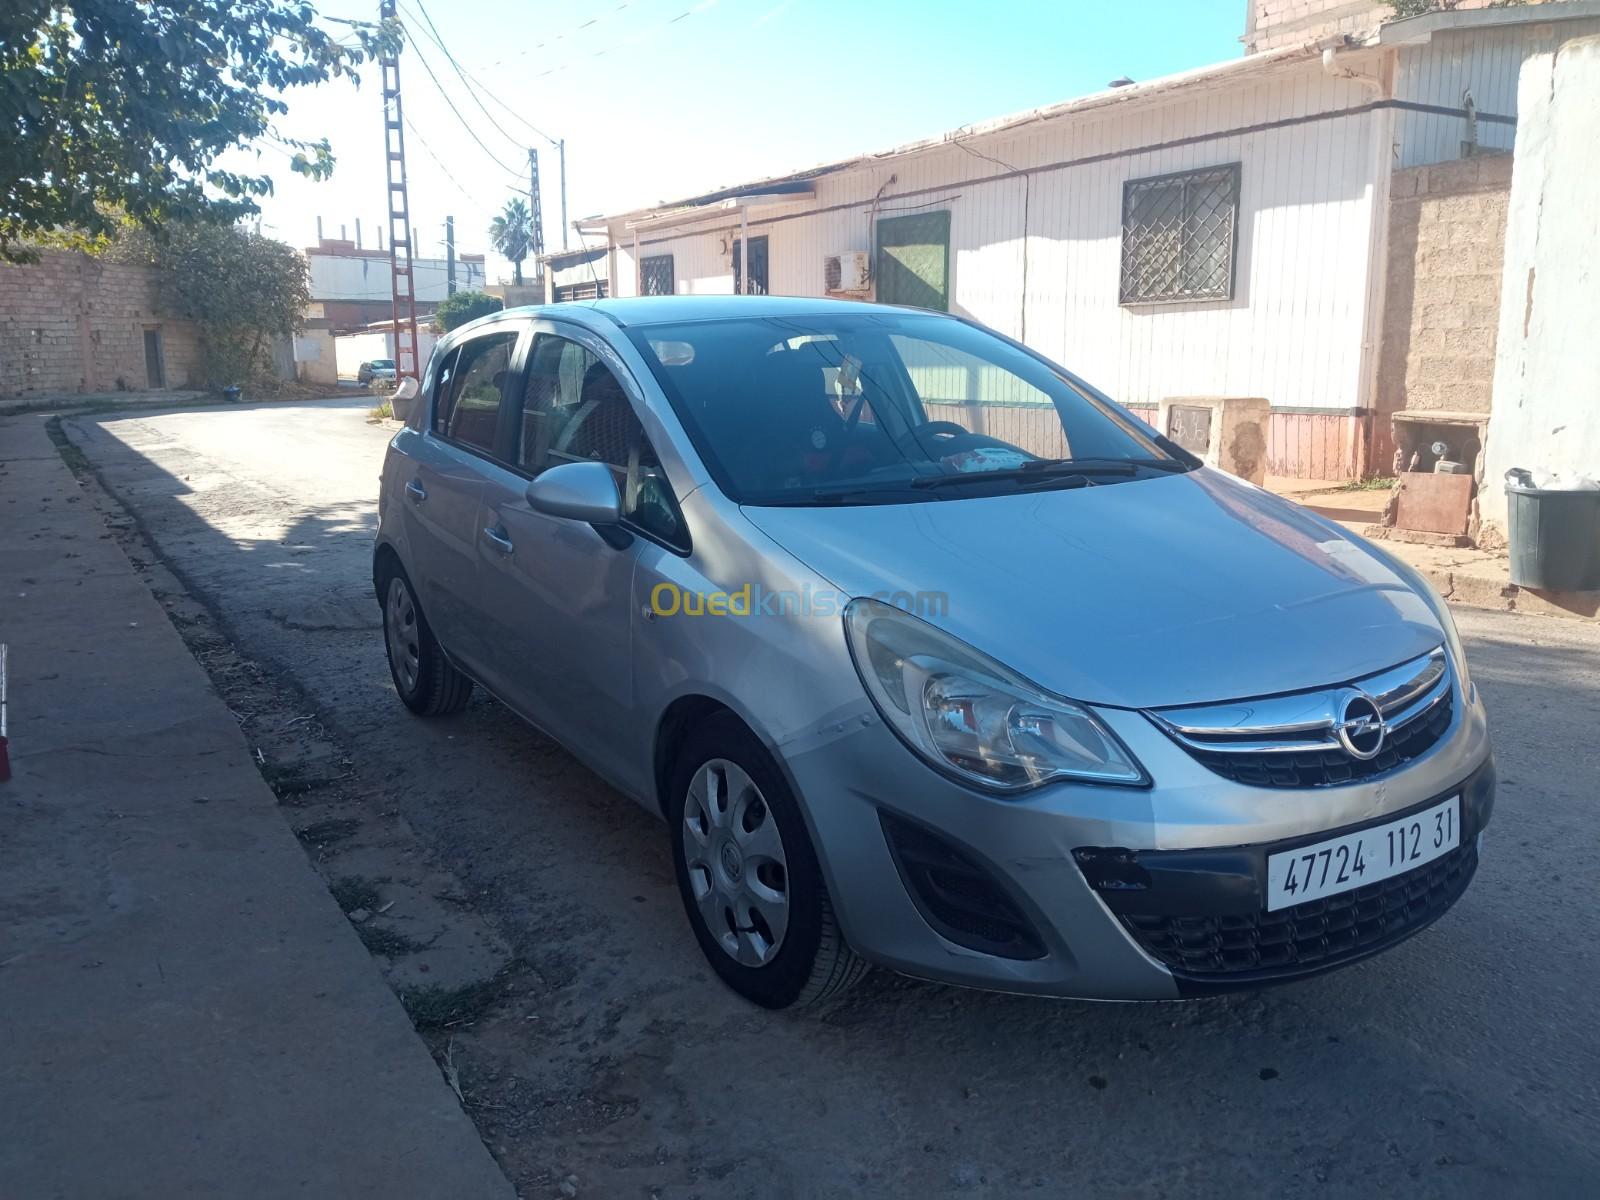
[880,812,1045,961]
[1120,841,1477,980]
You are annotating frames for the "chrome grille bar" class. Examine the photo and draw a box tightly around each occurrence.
[1148,650,1451,757]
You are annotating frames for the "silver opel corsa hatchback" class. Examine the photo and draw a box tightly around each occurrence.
[375,297,1493,1009]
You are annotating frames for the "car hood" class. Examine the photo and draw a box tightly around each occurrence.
[739,469,1444,709]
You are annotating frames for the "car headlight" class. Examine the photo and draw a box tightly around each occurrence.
[843,598,1147,792]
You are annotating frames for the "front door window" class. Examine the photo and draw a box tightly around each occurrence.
[519,333,685,548]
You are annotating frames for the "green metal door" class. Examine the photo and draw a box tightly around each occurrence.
[875,211,950,311]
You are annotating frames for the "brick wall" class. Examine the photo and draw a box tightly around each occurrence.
[1245,0,1389,51]
[1244,1,1556,53]
[0,251,203,397]
[1375,152,1512,466]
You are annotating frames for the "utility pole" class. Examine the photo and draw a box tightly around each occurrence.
[378,0,420,381]
[527,149,546,267]
[558,138,568,250]
[445,216,457,296]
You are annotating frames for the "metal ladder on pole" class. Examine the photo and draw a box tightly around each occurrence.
[528,147,547,261]
[379,1,421,381]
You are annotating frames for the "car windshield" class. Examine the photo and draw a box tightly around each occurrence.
[373,360,395,369]
[628,312,1181,506]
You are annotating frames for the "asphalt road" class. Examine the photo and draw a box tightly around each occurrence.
[65,399,1600,1198]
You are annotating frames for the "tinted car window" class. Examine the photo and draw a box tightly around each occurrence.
[429,348,460,434]
[628,313,1172,505]
[520,332,684,546]
[440,331,517,454]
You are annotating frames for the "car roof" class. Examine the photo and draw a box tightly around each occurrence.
[475,294,949,332]
[435,295,959,358]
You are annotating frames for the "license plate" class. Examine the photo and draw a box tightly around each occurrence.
[1265,796,1460,912]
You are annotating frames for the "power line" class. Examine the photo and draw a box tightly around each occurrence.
[481,2,637,71]
[397,18,525,176]
[402,112,515,210]
[402,0,560,149]
[522,0,723,84]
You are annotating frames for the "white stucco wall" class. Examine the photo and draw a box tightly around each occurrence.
[307,253,484,303]
[1481,35,1600,532]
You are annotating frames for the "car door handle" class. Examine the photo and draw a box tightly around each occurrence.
[404,479,427,502]
[482,526,514,556]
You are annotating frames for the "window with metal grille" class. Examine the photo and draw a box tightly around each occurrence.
[1119,164,1240,305]
[640,254,675,296]
[553,279,609,303]
[876,211,950,312]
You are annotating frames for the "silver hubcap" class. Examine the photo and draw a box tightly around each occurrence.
[384,577,421,694]
[681,759,790,967]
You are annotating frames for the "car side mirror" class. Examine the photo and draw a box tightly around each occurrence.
[525,460,622,526]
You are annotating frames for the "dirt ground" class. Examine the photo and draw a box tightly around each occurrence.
[57,399,1600,1198]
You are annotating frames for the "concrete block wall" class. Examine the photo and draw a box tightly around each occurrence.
[1245,0,1389,52]
[0,251,203,396]
[1374,152,1512,466]
[1243,0,1558,53]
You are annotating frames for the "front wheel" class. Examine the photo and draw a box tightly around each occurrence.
[380,567,474,716]
[668,713,868,1009]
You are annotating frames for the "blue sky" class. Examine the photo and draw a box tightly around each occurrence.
[243,0,1244,271]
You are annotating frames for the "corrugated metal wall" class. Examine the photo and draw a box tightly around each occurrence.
[613,58,1380,462]
[602,25,1590,479]
[1394,20,1600,166]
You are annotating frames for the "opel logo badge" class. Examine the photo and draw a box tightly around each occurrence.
[1335,690,1387,760]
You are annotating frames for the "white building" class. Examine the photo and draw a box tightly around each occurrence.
[291,237,487,385]
[582,1,1600,482]
[302,237,486,334]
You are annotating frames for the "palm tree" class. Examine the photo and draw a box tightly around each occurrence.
[488,196,535,286]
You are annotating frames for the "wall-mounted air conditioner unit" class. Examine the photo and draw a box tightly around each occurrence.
[824,250,871,295]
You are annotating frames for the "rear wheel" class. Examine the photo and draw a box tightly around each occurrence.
[380,568,473,716]
[668,713,868,1009]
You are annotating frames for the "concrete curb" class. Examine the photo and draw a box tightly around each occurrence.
[0,414,513,1198]
[1435,565,1600,621]
[0,389,353,418]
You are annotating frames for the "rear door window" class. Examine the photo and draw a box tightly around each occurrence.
[438,331,518,455]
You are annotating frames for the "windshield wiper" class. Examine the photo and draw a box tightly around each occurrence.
[908,456,1187,490]
[1024,456,1189,474]
[805,485,936,506]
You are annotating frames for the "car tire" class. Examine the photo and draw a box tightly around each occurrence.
[668,712,868,1009]
[379,565,474,716]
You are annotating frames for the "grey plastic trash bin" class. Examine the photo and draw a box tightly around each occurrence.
[1504,469,1600,590]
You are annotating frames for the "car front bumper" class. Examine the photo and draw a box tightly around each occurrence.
[779,676,1494,1000]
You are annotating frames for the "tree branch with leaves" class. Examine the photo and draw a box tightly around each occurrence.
[489,197,535,287]
[0,1,402,262]
[113,221,311,389]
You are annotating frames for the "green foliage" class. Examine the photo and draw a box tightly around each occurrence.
[0,2,402,262]
[433,290,504,333]
[488,197,535,286]
[113,222,310,388]
[1386,0,1527,15]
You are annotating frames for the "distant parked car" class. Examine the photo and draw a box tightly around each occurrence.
[358,359,396,386]
[373,297,1493,1010]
